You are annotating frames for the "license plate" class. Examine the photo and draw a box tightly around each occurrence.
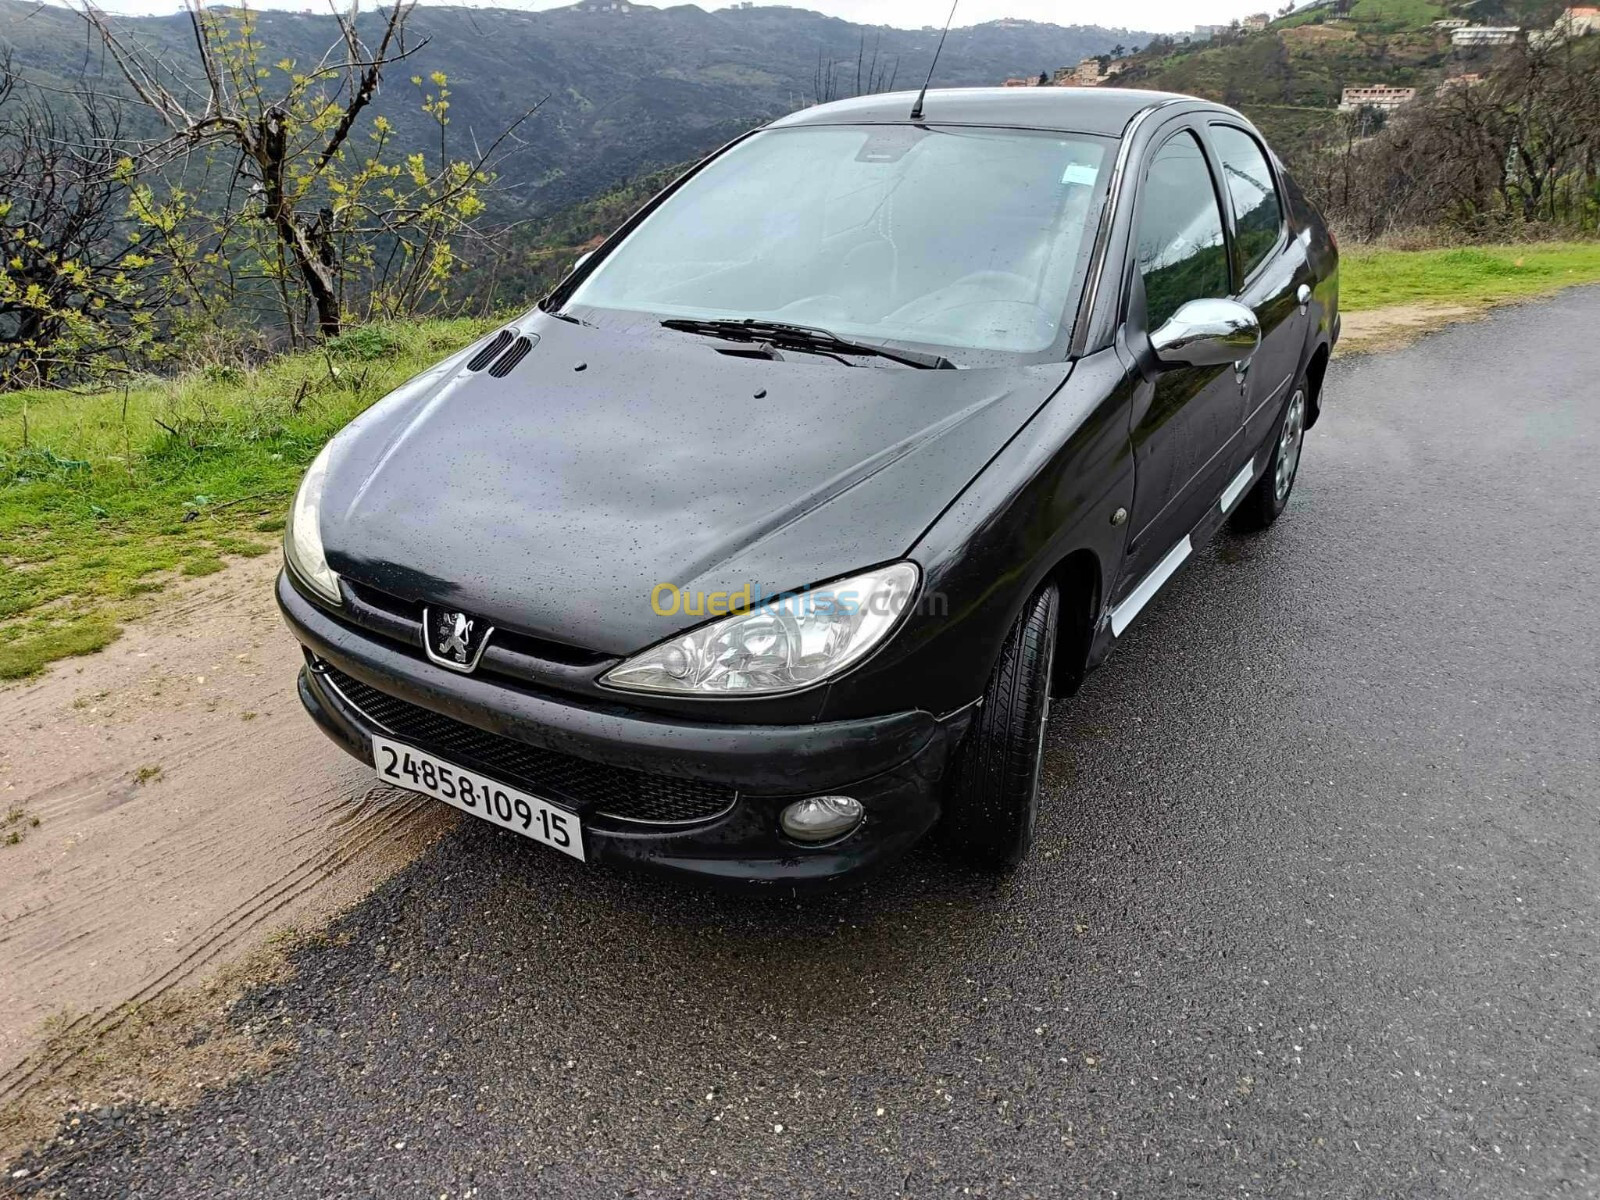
[372,735,584,861]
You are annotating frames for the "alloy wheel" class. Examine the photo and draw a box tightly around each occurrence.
[1275,387,1307,503]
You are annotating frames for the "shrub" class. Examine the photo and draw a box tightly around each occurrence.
[324,326,406,363]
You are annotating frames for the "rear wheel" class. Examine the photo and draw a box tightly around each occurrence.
[939,582,1059,871]
[1232,381,1307,533]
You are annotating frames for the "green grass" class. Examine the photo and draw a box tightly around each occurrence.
[1340,0,1446,32]
[5,242,1600,682]
[1270,0,1444,31]
[0,316,495,680]
[1340,243,1600,312]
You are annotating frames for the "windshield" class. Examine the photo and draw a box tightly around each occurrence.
[563,124,1112,361]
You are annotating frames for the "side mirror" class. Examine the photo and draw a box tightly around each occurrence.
[1149,298,1260,369]
[572,250,594,272]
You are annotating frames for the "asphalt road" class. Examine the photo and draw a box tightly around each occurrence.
[11,290,1600,1198]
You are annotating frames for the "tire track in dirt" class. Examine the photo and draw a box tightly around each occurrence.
[0,555,456,1107]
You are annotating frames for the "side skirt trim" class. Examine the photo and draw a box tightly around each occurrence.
[1219,458,1256,513]
[1109,536,1192,637]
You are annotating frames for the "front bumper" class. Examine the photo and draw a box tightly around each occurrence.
[279,570,972,888]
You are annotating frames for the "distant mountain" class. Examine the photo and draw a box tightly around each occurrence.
[0,0,1149,216]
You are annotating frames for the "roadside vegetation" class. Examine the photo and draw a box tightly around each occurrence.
[1339,242,1600,309]
[0,5,523,393]
[0,319,492,680]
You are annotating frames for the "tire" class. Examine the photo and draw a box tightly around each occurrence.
[939,582,1059,871]
[1231,379,1309,533]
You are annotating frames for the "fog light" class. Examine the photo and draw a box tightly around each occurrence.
[779,796,863,844]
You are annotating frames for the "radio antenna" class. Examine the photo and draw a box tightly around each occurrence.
[909,0,960,121]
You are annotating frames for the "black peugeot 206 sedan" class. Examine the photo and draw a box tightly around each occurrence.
[278,87,1339,889]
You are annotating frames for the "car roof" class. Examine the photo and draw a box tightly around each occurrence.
[769,87,1206,138]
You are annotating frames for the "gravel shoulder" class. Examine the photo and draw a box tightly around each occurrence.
[0,556,454,1151]
[1336,300,1483,352]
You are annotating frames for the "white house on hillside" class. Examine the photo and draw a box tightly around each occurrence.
[1451,26,1523,46]
[1338,85,1418,112]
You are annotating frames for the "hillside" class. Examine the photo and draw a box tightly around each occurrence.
[1127,20,1445,109]
[1107,0,1570,157]
[0,0,1147,217]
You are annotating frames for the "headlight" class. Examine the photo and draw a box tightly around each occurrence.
[282,440,342,606]
[602,562,919,697]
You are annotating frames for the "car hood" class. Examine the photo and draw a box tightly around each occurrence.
[320,313,1070,656]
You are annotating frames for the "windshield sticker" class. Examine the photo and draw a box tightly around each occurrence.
[1061,162,1100,187]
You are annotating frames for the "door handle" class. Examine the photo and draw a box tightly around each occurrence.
[1296,283,1312,314]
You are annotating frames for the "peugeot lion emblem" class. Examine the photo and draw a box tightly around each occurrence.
[423,607,495,673]
[439,612,473,659]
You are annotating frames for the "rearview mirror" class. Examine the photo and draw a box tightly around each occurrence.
[1149,299,1260,369]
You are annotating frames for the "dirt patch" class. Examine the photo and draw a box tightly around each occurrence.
[0,555,456,1150]
[1337,301,1485,354]
[0,934,305,1164]
[1282,23,1357,44]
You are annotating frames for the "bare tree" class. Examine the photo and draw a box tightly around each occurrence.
[1297,37,1600,238]
[0,57,166,389]
[811,34,899,107]
[78,0,536,340]
[812,47,841,105]
[1491,38,1600,223]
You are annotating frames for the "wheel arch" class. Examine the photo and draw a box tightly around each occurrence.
[1044,547,1103,699]
[1304,341,1331,429]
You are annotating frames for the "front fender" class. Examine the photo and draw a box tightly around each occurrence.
[819,347,1136,722]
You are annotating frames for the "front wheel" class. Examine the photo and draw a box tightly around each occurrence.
[1232,381,1308,533]
[938,582,1059,871]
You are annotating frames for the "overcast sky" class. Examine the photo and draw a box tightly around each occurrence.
[63,0,1277,35]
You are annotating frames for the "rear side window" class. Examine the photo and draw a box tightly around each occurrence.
[1209,125,1283,279]
[1133,132,1230,330]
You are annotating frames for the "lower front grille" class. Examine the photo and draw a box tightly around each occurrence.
[318,664,737,826]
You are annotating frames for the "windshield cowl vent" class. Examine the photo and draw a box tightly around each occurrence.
[487,335,537,378]
[466,329,514,372]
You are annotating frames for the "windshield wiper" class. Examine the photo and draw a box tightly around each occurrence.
[660,317,955,370]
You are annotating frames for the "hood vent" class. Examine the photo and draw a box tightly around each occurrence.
[466,329,514,372]
[487,335,536,379]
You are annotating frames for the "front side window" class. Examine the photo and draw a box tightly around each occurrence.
[1210,125,1283,278]
[1133,131,1230,331]
[564,124,1112,359]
